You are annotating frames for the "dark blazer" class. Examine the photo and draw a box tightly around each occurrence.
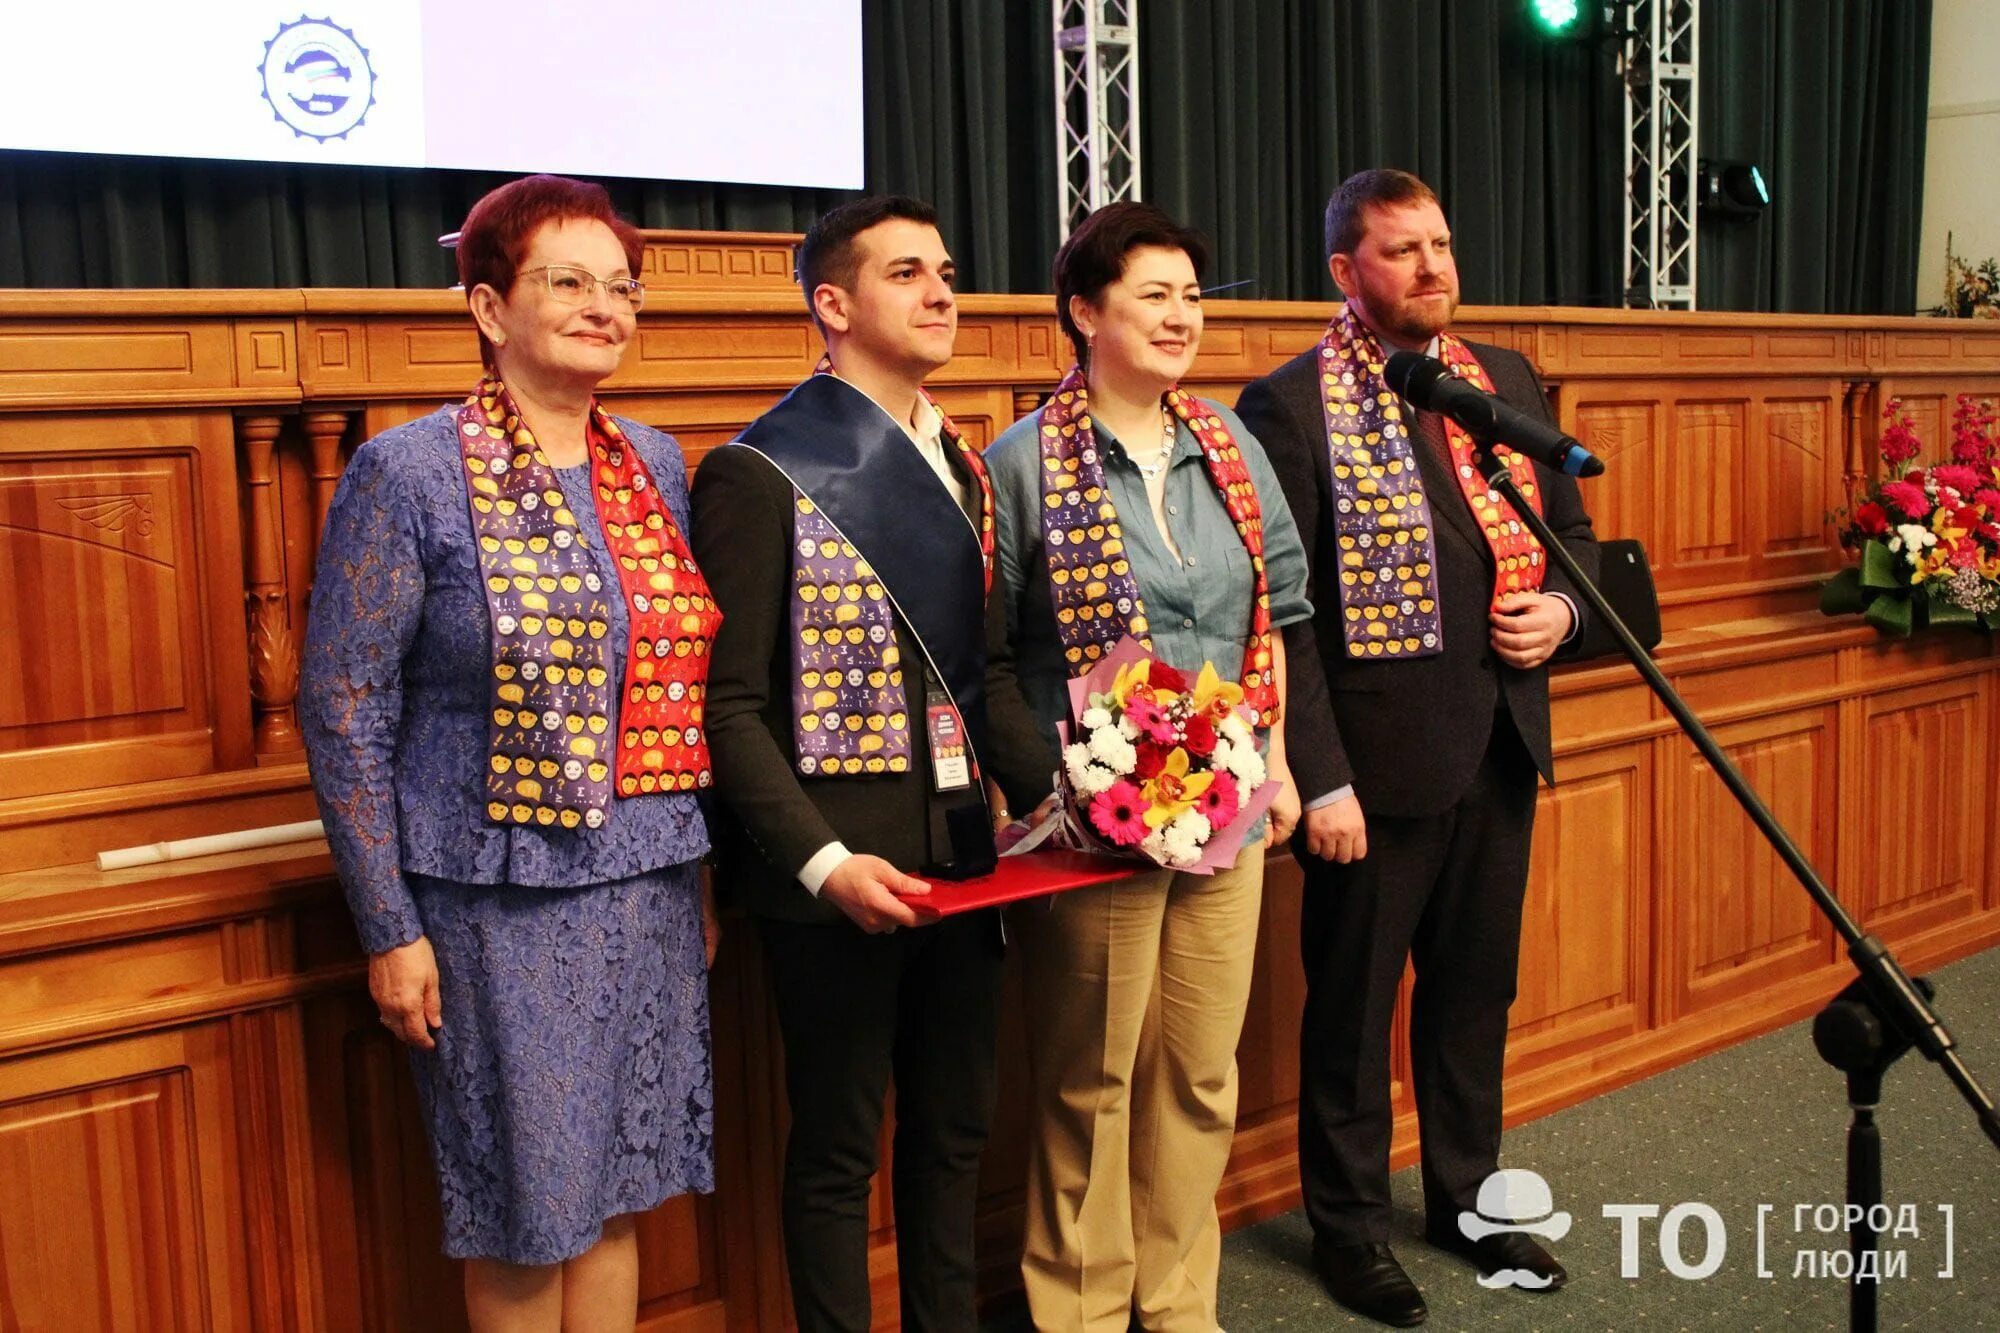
[1235,338,1598,819]
[690,439,1055,924]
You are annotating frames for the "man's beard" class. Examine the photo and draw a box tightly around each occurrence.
[1380,284,1456,346]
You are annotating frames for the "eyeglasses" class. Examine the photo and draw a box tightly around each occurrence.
[518,264,647,312]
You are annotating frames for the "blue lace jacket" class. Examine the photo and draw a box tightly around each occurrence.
[300,406,711,954]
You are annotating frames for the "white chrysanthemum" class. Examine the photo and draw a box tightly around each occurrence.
[1168,810,1213,845]
[1080,706,1113,730]
[1074,763,1119,796]
[1218,712,1253,746]
[1088,725,1138,773]
[1888,522,1937,554]
[1226,742,1267,787]
[1062,742,1093,786]
[1162,821,1202,866]
[1118,715,1141,741]
[1140,829,1171,863]
[1209,738,1233,771]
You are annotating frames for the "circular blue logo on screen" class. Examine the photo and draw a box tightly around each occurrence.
[259,17,375,141]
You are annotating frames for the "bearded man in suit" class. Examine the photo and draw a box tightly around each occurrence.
[1234,168,1598,1327]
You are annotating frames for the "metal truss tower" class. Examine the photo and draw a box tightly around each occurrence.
[1621,0,1699,309]
[1054,0,1141,241]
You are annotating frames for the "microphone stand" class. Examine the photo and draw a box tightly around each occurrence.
[1465,435,2000,1333]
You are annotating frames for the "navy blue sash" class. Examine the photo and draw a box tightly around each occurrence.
[731,374,992,765]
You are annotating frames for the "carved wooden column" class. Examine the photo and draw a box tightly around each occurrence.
[237,413,301,756]
[1841,379,1873,508]
[1014,388,1045,418]
[302,409,353,560]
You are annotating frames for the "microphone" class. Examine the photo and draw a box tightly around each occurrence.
[1384,351,1605,478]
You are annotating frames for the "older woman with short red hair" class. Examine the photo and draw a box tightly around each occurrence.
[302,175,719,1329]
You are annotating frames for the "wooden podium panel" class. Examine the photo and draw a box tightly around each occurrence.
[0,237,1997,1329]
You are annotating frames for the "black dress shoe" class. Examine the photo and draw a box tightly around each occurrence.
[1427,1227,1569,1291]
[1312,1240,1428,1326]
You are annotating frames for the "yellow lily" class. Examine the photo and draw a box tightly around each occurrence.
[1111,658,1180,708]
[1190,660,1244,719]
[1141,747,1214,829]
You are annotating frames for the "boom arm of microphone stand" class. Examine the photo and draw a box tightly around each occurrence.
[1465,439,2000,1153]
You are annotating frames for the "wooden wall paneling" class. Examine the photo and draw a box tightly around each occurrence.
[924,386,1020,451]
[606,389,782,470]
[1852,672,1991,944]
[1658,703,1838,1023]
[0,1023,252,1331]
[1564,387,1664,590]
[641,233,801,296]
[0,315,248,408]
[1509,738,1654,1069]
[1667,393,1751,580]
[1218,849,1309,1227]
[0,410,242,798]
[626,318,819,392]
[1753,381,1846,572]
[302,987,465,1332]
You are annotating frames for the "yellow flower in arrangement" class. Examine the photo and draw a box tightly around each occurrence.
[1189,661,1245,719]
[1141,747,1214,828]
[1110,657,1182,708]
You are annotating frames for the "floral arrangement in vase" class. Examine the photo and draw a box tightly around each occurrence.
[1822,394,2000,634]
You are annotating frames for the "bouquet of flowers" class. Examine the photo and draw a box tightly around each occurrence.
[1822,394,2000,635]
[1926,234,2000,320]
[1013,636,1279,874]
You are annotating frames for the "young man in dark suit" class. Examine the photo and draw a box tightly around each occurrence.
[691,196,1052,1333]
[1234,169,1599,1327]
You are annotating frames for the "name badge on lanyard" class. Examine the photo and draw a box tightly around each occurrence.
[925,677,972,793]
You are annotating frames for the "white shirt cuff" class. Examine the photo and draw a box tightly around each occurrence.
[797,841,852,895]
[1305,785,1355,812]
[1549,590,1580,643]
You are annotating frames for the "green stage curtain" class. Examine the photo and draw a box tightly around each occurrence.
[0,1,1930,314]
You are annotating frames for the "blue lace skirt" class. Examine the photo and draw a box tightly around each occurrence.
[406,862,715,1264]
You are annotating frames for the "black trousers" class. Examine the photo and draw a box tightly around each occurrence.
[1296,714,1539,1245]
[758,908,1005,1333]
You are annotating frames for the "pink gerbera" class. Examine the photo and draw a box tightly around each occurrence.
[1880,479,1931,519]
[1198,771,1241,825]
[1933,463,1982,496]
[1090,781,1151,846]
[1123,693,1177,744]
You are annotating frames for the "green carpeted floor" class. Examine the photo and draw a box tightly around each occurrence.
[986,945,2000,1331]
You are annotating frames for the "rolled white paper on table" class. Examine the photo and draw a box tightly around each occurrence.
[96,819,326,872]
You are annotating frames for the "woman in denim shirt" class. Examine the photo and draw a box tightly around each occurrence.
[985,202,1313,1332]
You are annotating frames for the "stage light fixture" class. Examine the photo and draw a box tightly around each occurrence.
[1698,160,1771,219]
[1529,0,1585,36]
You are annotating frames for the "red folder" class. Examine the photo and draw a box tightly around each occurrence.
[907,849,1136,920]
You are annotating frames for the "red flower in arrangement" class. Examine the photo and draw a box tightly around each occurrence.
[1951,397,1999,464]
[1182,713,1218,756]
[1853,501,1891,536]
[1880,407,1923,466]
[1147,662,1189,694]
[1932,463,1982,496]
[1879,479,1932,518]
[1199,771,1241,824]
[1976,487,2000,513]
[1133,741,1170,781]
[1089,781,1151,847]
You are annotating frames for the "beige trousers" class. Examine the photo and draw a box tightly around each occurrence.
[1017,846,1265,1333]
